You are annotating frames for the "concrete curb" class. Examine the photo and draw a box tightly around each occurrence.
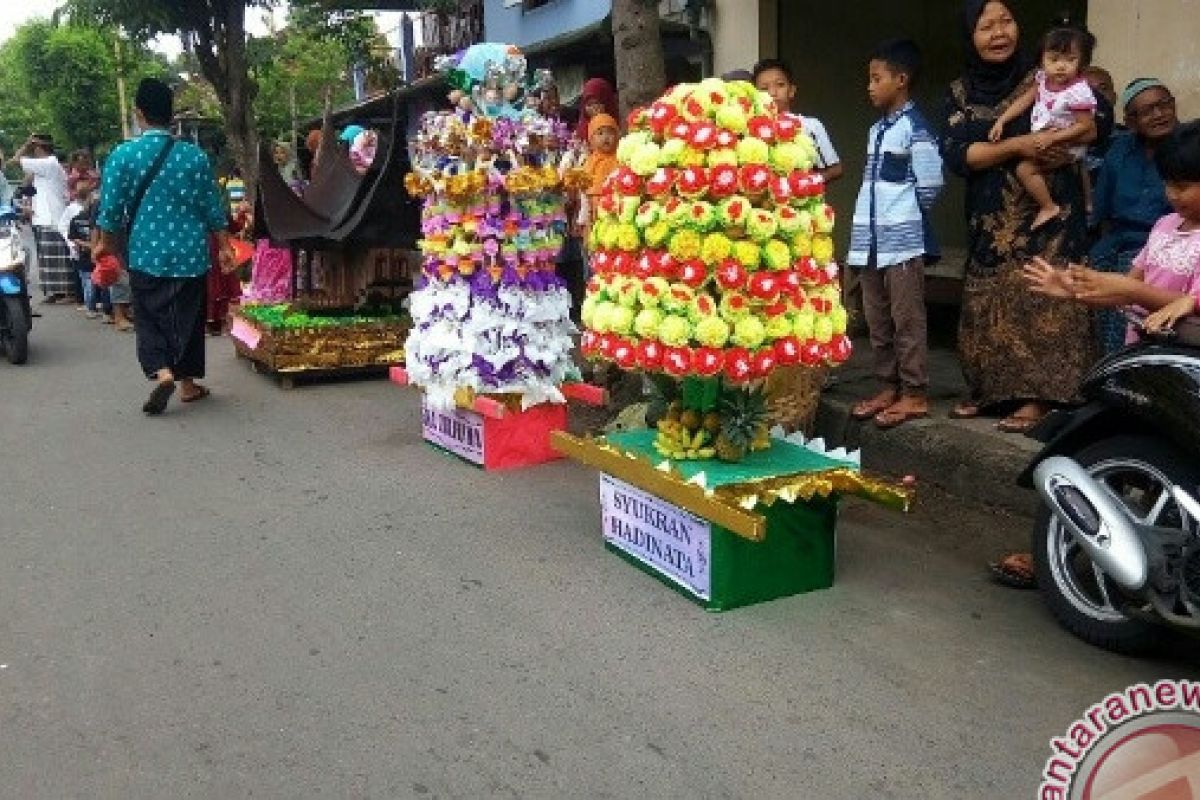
[814,396,1040,518]
[813,344,1043,519]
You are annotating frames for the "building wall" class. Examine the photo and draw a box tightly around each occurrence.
[1090,0,1200,119]
[483,0,611,50]
[770,0,1087,278]
[710,0,761,77]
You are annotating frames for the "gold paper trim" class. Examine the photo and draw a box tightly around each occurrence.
[710,469,912,513]
[552,433,914,542]
[551,432,768,541]
[451,387,528,415]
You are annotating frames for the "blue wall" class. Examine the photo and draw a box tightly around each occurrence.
[483,0,611,50]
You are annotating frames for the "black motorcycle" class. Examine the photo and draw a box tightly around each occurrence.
[0,206,31,364]
[1019,319,1200,654]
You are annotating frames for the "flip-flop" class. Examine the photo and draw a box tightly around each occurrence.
[142,381,176,415]
[851,396,898,421]
[949,403,981,419]
[180,386,211,403]
[996,414,1042,434]
[988,555,1037,590]
[874,406,929,430]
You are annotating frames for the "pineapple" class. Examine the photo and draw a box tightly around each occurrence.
[751,423,771,451]
[714,386,768,463]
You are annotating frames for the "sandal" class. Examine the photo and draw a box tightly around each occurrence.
[996,414,1043,434]
[949,402,981,419]
[851,392,899,421]
[180,385,211,403]
[874,403,929,430]
[142,381,176,415]
[988,553,1037,590]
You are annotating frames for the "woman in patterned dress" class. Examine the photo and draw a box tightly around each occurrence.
[940,0,1109,433]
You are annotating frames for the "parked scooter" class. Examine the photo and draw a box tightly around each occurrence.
[0,204,32,364]
[1019,318,1200,654]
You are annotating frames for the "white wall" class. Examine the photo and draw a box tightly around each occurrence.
[1090,0,1200,119]
[710,0,764,77]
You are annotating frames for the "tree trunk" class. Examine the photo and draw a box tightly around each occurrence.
[190,1,259,209]
[611,0,667,119]
[113,37,130,140]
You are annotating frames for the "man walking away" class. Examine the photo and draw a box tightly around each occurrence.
[94,78,234,415]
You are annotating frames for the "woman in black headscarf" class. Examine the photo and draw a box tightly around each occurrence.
[941,0,1107,433]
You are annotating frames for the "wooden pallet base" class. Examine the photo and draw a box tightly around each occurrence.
[235,348,390,389]
[229,310,407,388]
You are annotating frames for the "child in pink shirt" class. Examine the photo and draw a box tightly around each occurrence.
[1024,120,1200,337]
[990,27,1098,228]
[1127,212,1200,336]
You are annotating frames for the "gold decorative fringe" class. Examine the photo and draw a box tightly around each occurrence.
[710,469,912,514]
[551,432,913,542]
[551,431,768,540]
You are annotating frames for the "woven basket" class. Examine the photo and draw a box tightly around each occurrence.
[765,365,827,436]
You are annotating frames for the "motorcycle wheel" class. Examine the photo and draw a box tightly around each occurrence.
[1032,435,1200,655]
[2,295,28,365]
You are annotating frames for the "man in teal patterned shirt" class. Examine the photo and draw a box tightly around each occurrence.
[96,78,235,414]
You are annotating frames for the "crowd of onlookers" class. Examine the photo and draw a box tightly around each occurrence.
[4,1,1197,440]
[555,1,1199,589]
[0,138,131,327]
[561,1,1196,444]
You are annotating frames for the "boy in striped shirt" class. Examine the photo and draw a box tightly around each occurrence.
[847,39,944,429]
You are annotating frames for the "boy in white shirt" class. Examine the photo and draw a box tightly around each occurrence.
[752,58,843,184]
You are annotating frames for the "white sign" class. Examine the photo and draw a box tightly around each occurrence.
[422,400,486,465]
[600,474,711,600]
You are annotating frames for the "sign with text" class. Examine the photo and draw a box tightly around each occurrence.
[600,474,711,600]
[422,400,486,465]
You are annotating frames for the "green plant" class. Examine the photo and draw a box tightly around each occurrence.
[644,372,679,428]
[714,385,767,463]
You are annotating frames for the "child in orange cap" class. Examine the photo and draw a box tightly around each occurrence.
[576,113,620,238]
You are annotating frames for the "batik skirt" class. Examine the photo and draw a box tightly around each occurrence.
[33,226,75,297]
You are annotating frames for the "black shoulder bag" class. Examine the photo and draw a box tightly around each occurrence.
[116,137,176,260]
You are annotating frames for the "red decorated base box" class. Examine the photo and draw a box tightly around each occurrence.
[422,398,566,472]
[419,397,566,470]
[391,367,594,470]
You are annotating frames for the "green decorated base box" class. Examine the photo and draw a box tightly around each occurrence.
[600,472,836,611]
[552,429,892,612]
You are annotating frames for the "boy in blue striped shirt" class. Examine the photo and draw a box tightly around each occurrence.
[847,39,944,429]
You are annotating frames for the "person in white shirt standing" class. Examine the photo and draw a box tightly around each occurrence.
[752,58,844,185]
[16,133,74,303]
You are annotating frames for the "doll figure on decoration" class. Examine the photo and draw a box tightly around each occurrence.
[474,64,507,118]
[475,143,503,190]
[350,129,378,175]
[521,90,542,122]
[447,89,476,115]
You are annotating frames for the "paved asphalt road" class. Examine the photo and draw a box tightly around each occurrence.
[1,304,1195,800]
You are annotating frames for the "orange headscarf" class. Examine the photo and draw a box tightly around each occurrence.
[584,114,619,196]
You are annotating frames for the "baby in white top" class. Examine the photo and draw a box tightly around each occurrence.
[990,26,1098,229]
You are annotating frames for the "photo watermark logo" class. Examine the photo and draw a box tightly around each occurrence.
[1038,678,1200,799]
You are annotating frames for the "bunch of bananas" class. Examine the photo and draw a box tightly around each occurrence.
[653,418,716,461]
